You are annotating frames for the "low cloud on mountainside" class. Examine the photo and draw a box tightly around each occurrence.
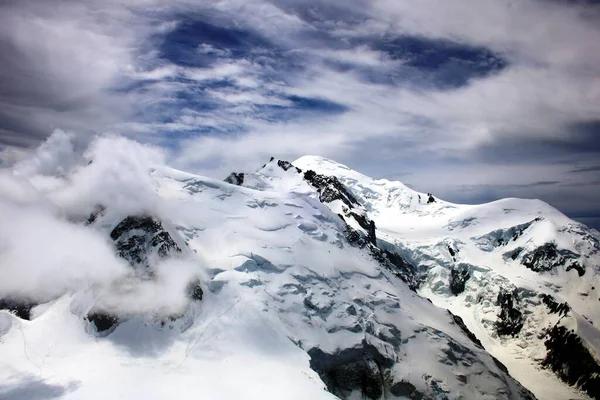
[0,134,203,316]
[0,0,599,227]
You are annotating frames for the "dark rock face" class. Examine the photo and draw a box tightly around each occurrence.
[565,262,585,277]
[302,167,378,245]
[543,325,600,399]
[448,311,484,349]
[304,170,359,209]
[87,311,119,333]
[0,298,36,320]
[348,211,370,230]
[342,221,364,247]
[224,172,244,185]
[368,221,377,245]
[186,279,204,301]
[389,381,425,399]
[348,212,377,245]
[541,294,570,317]
[84,226,201,335]
[340,217,420,291]
[491,356,510,375]
[502,247,524,261]
[376,248,421,291]
[447,247,456,257]
[497,218,541,246]
[302,167,390,278]
[276,160,302,173]
[447,245,457,261]
[85,205,106,225]
[475,218,541,250]
[303,164,419,289]
[449,268,470,295]
[266,161,374,249]
[521,243,583,275]
[110,216,181,268]
[308,342,395,400]
[495,290,524,336]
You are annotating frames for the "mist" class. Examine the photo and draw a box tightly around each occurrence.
[0,132,205,317]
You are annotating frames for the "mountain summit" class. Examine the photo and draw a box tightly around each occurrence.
[1,155,598,399]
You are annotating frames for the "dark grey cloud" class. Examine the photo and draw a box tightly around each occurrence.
[573,216,600,231]
[0,0,142,149]
[569,166,600,173]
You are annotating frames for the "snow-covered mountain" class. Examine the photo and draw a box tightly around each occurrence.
[293,155,600,400]
[1,147,598,399]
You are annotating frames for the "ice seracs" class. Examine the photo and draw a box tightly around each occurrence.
[295,154,600,400]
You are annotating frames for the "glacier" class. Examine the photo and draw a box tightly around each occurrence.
[1,144,599,399]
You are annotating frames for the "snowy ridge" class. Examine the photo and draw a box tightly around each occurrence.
[0,150,598,399]
[294,155,600,400]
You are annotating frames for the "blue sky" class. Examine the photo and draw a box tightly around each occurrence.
[0,0,599,228]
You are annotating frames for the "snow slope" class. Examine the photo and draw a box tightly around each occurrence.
[295,155,600,400]
[0,156,538,400]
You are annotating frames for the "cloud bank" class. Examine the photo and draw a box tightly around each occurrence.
[0,0,599,226]
[0,133,203,317]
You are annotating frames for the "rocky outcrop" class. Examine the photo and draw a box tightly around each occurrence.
[376,248,421,291]
[368,220,377,246]
[340,217,368,248]
[499,218,541,246]
[308,330,533,400]
[340,217,420,291]
[276,160,302,173]
[448,311,484,349]
[389,381,425,399]
[308,342,395,400]
[224,172,244,185]
[348,211,377,245]
[186,278,204,301]
[110,216,181,269]
[495,289,524,337]
[540,294,570,317]
[449,267,470,295]
[304,169,359,209]
[521,243,583,276]
[447,245,457,261]
[86,311,119,333]
[472,218,541,251]
[85,205,106,225]
[270,159,378,246]
[565,262,585,277]
[502,247,524,262]
[0,298,37,320]
[543,325,600,399]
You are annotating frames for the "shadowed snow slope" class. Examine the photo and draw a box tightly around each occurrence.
[0,152,596,399]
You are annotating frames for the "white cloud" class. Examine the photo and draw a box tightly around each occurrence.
[0,133,205,315]
[299,45,394,67]
[47,135,165,219]
[0,192,129,302]
[13,130,79,177]
[1,0,599,220]
[94,258,201,316]
[198,43,232,57]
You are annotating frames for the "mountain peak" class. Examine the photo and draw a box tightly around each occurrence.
[2,153,599,400]
[295,155,370,181]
